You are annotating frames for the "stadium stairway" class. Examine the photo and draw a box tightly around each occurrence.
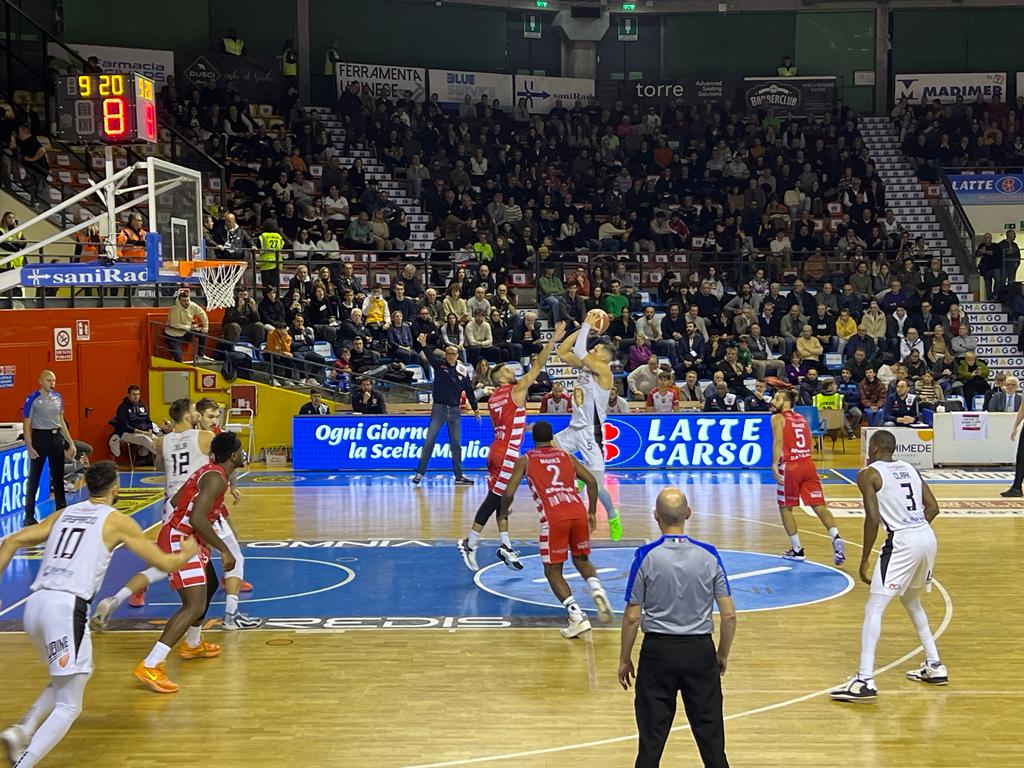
[307,106,433,252]
[859,116,1023,378]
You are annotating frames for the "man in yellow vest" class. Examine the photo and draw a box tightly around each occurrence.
[281,39,298,85]
[323,38,341,77]
[220,27,246,57]
[777,56,798,77]
[258,218,285,290]
[0,210,25,271]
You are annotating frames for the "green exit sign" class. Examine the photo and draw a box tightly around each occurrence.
[535,0,548,7]
[622,2,636,9]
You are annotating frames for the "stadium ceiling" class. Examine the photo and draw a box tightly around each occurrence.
[426,0,1019,11]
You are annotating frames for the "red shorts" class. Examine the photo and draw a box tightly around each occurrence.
[777,459,825,508]
[157,524,211,591]
[540,514,591,565]
[487,441,520,496]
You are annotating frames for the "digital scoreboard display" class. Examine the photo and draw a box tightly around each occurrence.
[55,73,157,144]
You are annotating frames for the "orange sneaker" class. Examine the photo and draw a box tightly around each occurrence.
[221,578,254,592]
[177,640,222,660]
[133,661,179,693]
[127,590,146,608]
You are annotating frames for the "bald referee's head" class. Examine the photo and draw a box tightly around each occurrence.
[654,488,691,532]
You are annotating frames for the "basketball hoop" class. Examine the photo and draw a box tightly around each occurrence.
[177,260,247,310]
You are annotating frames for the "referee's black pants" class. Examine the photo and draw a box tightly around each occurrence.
[24,428,67,525]
[634,633,729,768]
[1012,430,1024,490]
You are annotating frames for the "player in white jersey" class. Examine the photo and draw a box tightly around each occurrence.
[831,430,947,703]
[91,399,259,630]
[554,309,623,540]
[0,462,196,767]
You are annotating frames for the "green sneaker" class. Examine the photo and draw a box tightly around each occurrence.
[608,515,623,542]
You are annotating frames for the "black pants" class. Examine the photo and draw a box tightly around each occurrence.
[1012,430,1024,490]
[25,428,67,524]
[634,633,729,768]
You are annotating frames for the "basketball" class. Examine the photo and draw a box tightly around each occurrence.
[586,308,610,335]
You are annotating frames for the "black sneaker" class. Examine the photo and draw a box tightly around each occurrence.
[782,547,806,561]
[1000,487,1022,498]
[454,476,474,486]
[830,677,878,702]
[410,474,423,485]
[497,544,523,570]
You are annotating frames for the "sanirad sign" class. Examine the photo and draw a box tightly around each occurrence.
[949,174,1024,205]
[429,69,514,109]
[620,78,731,107]
[20,263,151,287]
[513,75,595,115]
[52,43,174,88]
[292,413,772,471]
[743,77,836,115]
[0,444,49,520]
[335,62,426,102]
[895,73,1006,104]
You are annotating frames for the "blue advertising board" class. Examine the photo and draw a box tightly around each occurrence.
[0,443,49,534]
[949,174,1024,205]
[292,413,773,472]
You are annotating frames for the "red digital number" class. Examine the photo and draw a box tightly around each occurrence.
[102,97,128,139]
[144,101,156,141]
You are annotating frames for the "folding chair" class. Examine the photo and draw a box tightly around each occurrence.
[223,407,255,460]
[818,408,847,452]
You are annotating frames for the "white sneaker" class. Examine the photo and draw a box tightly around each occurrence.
[592,589,613,623]
[2,724,27,765]
[457,538,478,571]
[906,661,948,685]
[90,596,118,631]
[829,676,878,702]
[222,611,263,630]
[496,544,523,571]
[559,616,592,639]
[197,355,215,364]
[832,536,847,566]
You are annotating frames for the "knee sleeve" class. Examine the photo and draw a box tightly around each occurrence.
[223,545,245,582]
[141,566,166,587]
[475,493,503,526]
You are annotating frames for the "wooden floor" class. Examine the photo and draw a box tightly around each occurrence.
[2,463,1022,767]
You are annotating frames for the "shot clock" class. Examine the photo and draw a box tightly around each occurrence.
[55,73,157,144]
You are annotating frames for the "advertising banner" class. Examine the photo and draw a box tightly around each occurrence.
[949,173,1024,204]
[293,413,773,472]
[862,427,934,469]
[619,78,732,107]
[183,54,282,102]
[0,444,49,525]
[335,62,426,102]
[53,43,174,88]
[742,77,836,115]
[513,75,595,114]
[428,69,514,109]
[894,73,1006,104]
[20,262,153,288]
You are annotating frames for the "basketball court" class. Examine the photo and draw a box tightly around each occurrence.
[2,465,1021,767]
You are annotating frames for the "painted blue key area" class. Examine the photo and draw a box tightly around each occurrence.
[1,538,852,627]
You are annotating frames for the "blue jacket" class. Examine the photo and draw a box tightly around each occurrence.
[883,392,920,424]
[836,379,860,410]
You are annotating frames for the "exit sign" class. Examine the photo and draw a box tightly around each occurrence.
[524,14,542,39]
[618,16,638,41]
[622,2,637,10]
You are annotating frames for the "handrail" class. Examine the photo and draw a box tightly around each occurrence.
[936,167,976,270]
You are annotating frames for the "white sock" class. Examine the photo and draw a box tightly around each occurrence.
[143,642,171,668]
[467,530,481,548]
[562,595,584,621]
[225,594,239,615]
[586,576,604,593]
[113,587,133,607]
[789,533,802,550]
[185,625,202,647]
[499,531,511,548]
[828,527,840,539]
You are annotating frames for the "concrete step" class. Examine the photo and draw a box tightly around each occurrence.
[966,310,1013,323]
[961,302,1005,313]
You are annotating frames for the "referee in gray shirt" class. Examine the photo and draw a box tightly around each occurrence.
[619,488,737,768]
[21,369,76,526]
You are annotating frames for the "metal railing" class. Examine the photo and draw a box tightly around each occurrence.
[146,319,432,406]
[936,167,976,271]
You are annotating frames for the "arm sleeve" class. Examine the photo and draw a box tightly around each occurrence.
[22,392,37,418]
[573,323,591,358]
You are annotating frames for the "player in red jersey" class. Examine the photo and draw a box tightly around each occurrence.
[458,322,567,572]
[771,389,846,564]
[500,420,613,638]
[133,432,246,694]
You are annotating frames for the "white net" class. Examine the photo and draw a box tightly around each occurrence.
[195,262,247,309]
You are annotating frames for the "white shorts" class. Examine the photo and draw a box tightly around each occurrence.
[871,526,937,597]
[23,590,93,677]
[554,426,605,472]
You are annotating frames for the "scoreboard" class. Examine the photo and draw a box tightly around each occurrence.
[55,73,157,144]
